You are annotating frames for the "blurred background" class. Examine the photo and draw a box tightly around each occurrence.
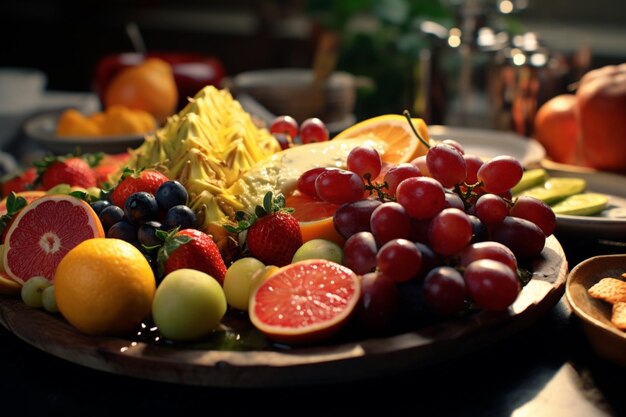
[1,0,626,141]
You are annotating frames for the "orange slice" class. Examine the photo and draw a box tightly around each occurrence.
[333,114,431,164]
[3,195,105,283]
[286,191,344,246]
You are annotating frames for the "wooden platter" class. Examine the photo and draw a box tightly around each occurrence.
[0,236,567,388]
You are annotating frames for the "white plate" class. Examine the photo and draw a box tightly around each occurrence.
[428,125,546,167]
[24,111,148,154]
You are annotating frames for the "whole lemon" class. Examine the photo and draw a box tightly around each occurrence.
[54,238,156,336]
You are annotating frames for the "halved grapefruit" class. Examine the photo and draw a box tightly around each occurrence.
[3,195,105,284]
[249,259,361,344]
[332,114,431,164]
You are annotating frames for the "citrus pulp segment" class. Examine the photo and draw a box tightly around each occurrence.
[249,259,361,344]
[3,195,105,284]
[332,114,430,164]
[285,191,344,246]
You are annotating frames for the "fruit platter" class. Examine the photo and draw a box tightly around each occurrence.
[0,86,568,387]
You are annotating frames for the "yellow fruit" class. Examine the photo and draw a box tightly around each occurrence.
[54,238,156,336]
[56,109,102,137]
[332,114,431,164]
[100,105,157,135]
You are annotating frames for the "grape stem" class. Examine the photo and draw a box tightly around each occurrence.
[402,110,431,149]
[363,174,394,202]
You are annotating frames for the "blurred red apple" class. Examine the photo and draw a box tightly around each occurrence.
[533,94,579,165]
[576,63,626,172]
[93,52,225,112]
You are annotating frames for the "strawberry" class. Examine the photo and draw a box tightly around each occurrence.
[1,167,37,197]
[93,152,131,188]
[158,228,227,283]
[36,156,97,190]
[226,191,302,267]
[110,168,169,208]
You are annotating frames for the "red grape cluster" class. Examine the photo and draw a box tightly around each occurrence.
[269,115,330,149]
[295,133,557,331]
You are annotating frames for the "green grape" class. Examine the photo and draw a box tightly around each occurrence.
[292,239,343,264]
[42,285,59,313]
[21,276,51,308]
[223,257,266,311]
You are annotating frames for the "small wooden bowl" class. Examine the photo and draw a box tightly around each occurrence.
[566,254,626,366]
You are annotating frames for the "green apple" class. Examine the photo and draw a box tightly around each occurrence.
[223,257,265,311]
[292,239,343,264]
[152,269,227,341]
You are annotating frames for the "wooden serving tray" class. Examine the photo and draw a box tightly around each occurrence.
[0,236,567,388]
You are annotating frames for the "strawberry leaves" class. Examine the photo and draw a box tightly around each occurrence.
[0,192,28,238]
[224,191,293,234]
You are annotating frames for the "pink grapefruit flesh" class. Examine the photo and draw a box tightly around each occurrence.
[249,259,361,344]
[3,195,105,284]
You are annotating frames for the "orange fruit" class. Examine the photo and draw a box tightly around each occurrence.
[55,238,156,336]
[285,191,344,246]
[332,114,431,164]
[3,195,105,283]
[104,57,178,124]
[533,94,579,165]
[56,108,102,137]
[100,105,157,136]
[249,259,361,345]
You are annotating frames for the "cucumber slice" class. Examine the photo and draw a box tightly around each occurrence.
[520,177,586,205]
[511,168,548,195]
[551,193,609,216]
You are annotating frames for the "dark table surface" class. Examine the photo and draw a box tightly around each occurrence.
[1,103,626,416]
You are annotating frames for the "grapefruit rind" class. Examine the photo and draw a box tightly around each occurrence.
[3,195,105,284]
[249,259,361,344]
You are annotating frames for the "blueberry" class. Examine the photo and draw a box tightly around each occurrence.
[124,192,159,224]
[155,180,188,211]
[91,200,111,216]
[162,205,197,231]
[138,220,163,247]
[99,205,125,231]
[107,220,138,243]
